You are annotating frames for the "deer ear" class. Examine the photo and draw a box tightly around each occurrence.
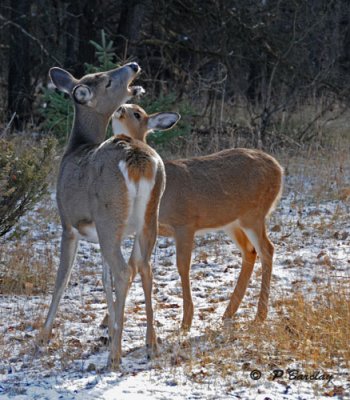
[49,67,77,94]
[147,112,181,131]
[72,84,93,104]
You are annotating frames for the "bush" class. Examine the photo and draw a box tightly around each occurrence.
[84,29,118,73]
[40,89,73,144]
[0,137,56,237]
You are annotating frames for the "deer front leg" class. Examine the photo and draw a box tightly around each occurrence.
[174,227,195,330]
[38,229,79,344]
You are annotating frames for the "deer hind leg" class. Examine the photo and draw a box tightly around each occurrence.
[98,228,132,369]
[39,228,79,344]
[131,180,164,357]
[223,224,257,320]
[101,256,115,337]
[174,227,195,330]
[131,227,158,358]
[241,220,274,322]
[101,253,137,331]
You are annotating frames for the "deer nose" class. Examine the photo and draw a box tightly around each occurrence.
[115,106,125,118]
[128,62,140,73]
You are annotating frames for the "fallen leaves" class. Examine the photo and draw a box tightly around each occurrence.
[158,303,180,309]
[339,187,350,201]
[333,231,349,241]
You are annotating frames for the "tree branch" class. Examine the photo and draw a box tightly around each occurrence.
[0,13,61,65]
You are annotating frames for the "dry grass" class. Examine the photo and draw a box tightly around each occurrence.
[271,286,350,369]
[156,279,349,392]
[0,194,59,296]
[0,241,56,295]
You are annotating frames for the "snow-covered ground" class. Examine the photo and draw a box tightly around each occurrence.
[0,155,349,399]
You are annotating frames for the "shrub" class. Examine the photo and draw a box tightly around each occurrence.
[0,137,56,237]
[84,29,118,73]
[40,89,73,144]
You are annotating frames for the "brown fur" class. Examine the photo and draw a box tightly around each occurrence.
[112,135,155,182]
[116,105,149,141]
[112,104,283,330]
[159,148,282,231]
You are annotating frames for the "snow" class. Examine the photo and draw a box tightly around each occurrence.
[0,160,349,399]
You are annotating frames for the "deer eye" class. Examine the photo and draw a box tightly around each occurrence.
[133,112,141,120]
[105,79,112,88]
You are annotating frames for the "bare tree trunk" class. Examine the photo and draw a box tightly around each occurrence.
[116,0,151,59]
[76,0,98,76]
[7,0,32,130]
[0,0,11,122]
[64,2,80,72]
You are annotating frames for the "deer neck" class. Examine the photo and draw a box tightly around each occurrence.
[65,106,110,154]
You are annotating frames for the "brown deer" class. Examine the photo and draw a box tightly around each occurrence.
[38,64,165,369]
[112,104,283,330]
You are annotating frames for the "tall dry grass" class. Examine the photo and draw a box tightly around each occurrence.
[0,241,55,295]
[149,281,348,400]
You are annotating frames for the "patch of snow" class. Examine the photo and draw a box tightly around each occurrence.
[0,168,349,399]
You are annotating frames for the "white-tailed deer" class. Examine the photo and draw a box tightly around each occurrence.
[112,104,283,330]
[39,64,166,369]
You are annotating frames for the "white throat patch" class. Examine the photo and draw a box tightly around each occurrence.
[112,118,131,137]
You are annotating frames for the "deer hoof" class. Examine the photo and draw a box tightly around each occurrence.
[108,354,121,371]
[100,313,109,329]
[146,342,159,360]
[181,321,192,332]
[36,330,50,346]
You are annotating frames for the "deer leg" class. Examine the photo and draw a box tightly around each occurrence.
[133,220,158,358]
[255,230,274,321]
[223,225,256,319]
[102,257,115,337]
[139,260,157,357]
[100,241,131,370]
[174,227,195,330]
[131,178,164,357]
[101,252,137,331]
[110,260,131,369]
[129,238,157,357]
[39,229,79,343]
[242,222,274,322]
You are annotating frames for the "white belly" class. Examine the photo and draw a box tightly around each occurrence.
[195,220,239,237]
[74,224,99,243]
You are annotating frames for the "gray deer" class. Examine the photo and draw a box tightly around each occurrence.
[38,63,166,369]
